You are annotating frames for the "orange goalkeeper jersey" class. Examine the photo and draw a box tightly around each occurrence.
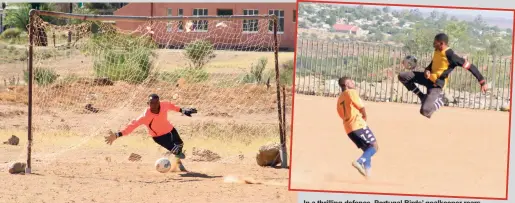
[336,89,367,134]
[120,101,181,137]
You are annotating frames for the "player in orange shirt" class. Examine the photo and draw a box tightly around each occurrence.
[104,94,197,172]
[337,77,378,178]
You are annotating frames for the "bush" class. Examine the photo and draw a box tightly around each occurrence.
[0,28,23,39]
[86,33,156,84]
[23,67,59,86]
[267,59,295,86]
[158,68,209,84]
[243,57,268,84]
[184,39,216,69]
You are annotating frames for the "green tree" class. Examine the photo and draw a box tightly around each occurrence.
[404,23,436,54]
[325,15,337,26]
[444,21,470,51]
[382,6,390,13]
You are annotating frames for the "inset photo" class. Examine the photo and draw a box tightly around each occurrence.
[290,1,513,199]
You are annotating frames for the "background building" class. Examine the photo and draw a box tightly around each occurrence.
[113,1,296,51]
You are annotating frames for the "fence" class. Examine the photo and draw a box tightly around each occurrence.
[295,39,512,110]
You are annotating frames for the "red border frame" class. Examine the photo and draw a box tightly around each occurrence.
[288,0,515,201]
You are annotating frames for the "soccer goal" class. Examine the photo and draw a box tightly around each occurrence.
[24,9,290,173]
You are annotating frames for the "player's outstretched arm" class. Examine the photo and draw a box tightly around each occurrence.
[161,101,198,117]
[435,49,487,92]
[105,113,146,145]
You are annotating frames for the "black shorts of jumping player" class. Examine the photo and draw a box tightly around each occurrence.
[152,128,184,158]
[347,126,377,151]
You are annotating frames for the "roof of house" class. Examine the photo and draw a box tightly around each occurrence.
[332,24,359,32]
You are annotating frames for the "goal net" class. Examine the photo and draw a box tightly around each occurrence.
[21,10,290,172]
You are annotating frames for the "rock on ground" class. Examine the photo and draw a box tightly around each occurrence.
[8,162,26,174]
[191,147,221,162]
[3,135,19,146]
[256,143,281,167]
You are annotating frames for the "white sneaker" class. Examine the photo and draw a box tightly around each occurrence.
[352,161,367,177]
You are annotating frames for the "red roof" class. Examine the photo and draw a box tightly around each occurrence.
[332,24,359,32]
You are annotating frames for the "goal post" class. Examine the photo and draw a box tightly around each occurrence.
[25,9,290,173]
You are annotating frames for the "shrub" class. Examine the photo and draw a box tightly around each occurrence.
[158,68,209,84]
[184,39,216,69]
[267,59,295,86]
[280,59,295,86]
[86,33,157,84]
[243,57,268,84]
[0,28,23,39]
[23,67,59,86]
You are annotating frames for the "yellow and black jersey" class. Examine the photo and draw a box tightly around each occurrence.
[425,48,486,88]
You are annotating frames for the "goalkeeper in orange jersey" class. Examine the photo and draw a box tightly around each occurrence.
[104,94,197,172]
[337,77,378,178]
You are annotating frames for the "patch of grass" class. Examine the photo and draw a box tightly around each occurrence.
[0,43,27,64]
[23,67,59,86]
[266,59,295,86]
[184,39,216,69]
[243,57,268,84]
[0,29,28,45]
[156,68,210,84]
[86,33,157,84]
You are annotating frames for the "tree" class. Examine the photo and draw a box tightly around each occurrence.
[404,23,436,54]
[444,21,470,51]
[325,15,337,26]
[473,15,486,28]
[429,10,439,20]
[382,6,390,13]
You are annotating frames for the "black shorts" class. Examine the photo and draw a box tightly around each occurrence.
[152,128,184,155]
[347,126,377,150]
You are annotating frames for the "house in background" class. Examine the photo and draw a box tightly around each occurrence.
[332,24,366,36]
[113,0,296,51]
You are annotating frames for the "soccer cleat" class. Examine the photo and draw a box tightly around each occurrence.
[177,159,188,172]
[178,163,188,172]
[352,161,367,177]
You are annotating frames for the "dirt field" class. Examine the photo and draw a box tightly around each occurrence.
[0,98,296,203]
[289,94,510,199]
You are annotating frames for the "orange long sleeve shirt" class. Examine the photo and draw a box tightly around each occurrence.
[336,89,367,134]
[120,101,181,137]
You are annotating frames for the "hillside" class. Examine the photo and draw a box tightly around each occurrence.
[298,2,513,57]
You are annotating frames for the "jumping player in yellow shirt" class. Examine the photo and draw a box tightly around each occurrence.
[398,33,488,118]
[337,77,379,178]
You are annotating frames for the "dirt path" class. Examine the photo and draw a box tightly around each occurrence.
[0,136,296,203]
[289,94,509,199]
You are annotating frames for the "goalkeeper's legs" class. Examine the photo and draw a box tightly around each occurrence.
[419,87,444,119]
[152,128,187,172]
[398,71,431,101]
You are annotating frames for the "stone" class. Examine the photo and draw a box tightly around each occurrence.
[256,143,281,167]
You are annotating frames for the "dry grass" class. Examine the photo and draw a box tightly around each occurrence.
[0,119,291,164]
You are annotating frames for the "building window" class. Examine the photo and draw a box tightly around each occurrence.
[243,9,259,33]
[166,8,172,32]
[268,9,284,33]
[178,8,184,32]
[293,10,297,23]
[192,8,208,32]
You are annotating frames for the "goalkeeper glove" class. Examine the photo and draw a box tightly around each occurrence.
[180,108,197,117]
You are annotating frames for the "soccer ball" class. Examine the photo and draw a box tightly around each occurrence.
[155,157,172,173]
[402,55,418,70]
